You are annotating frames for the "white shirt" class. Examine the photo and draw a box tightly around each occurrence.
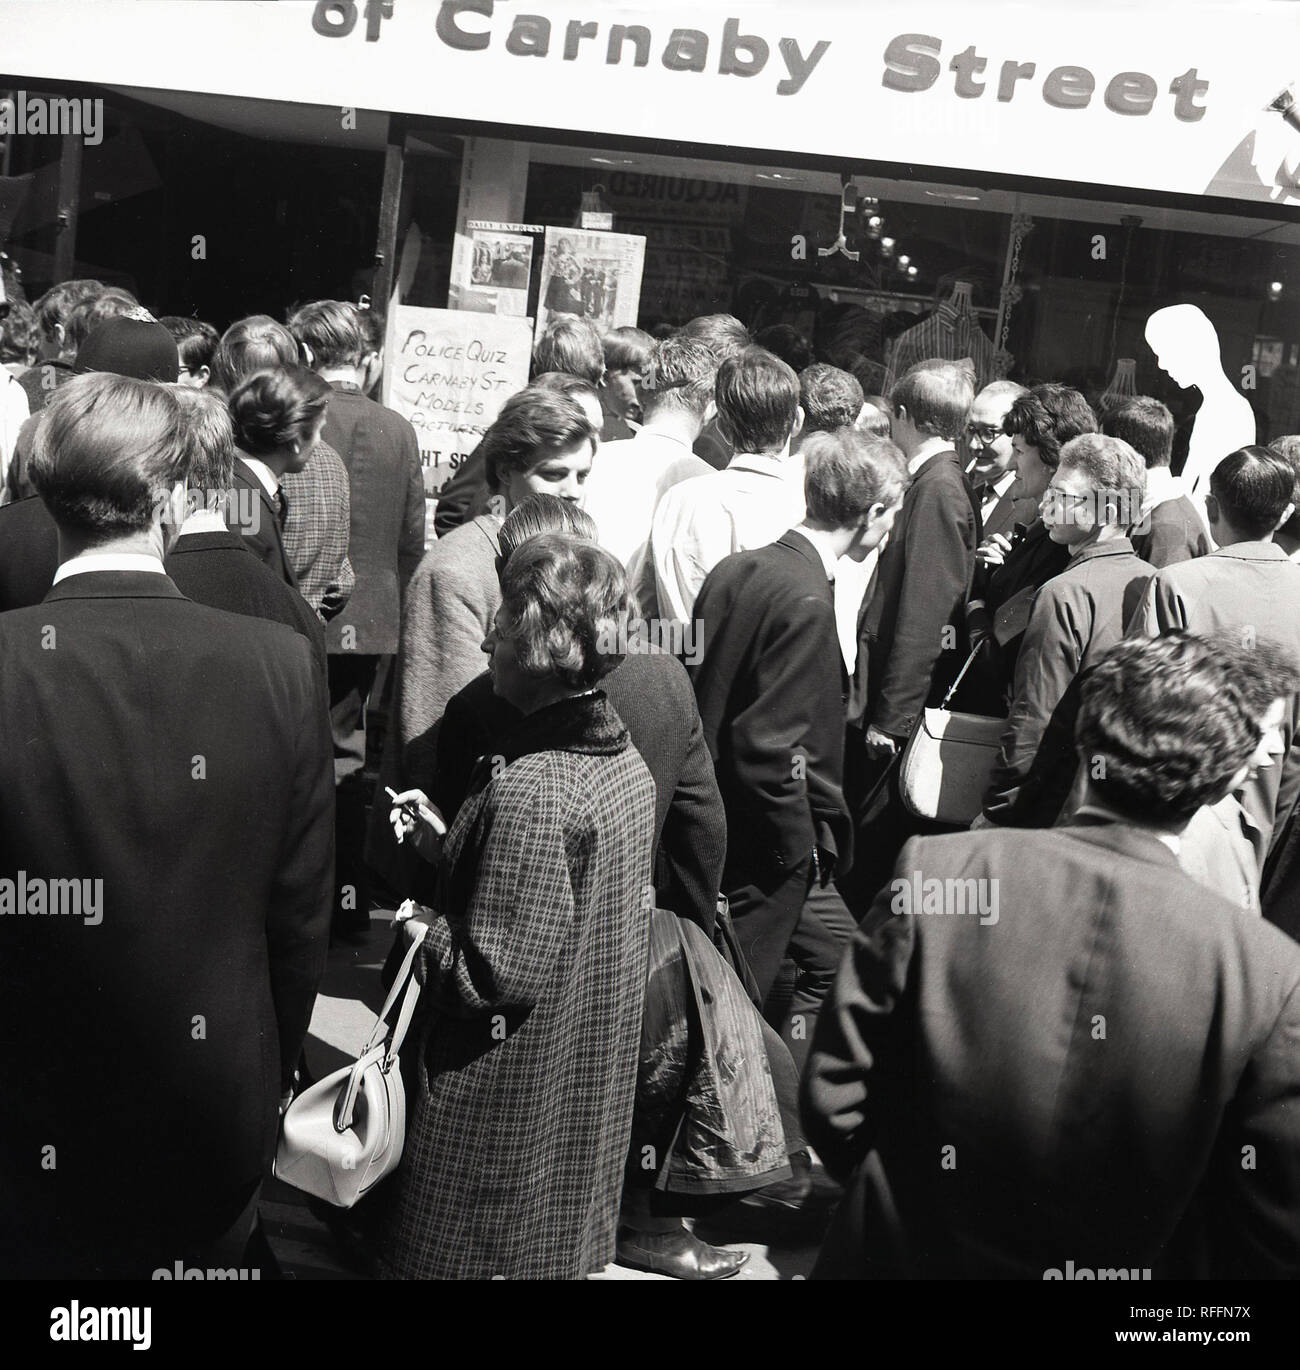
[976,469,1017,520]
[790,525,840,582]
[52,552,167,585]
[239,456,280,500]
[650,450,806,625]
[906,438,952,477]
[581,427,712,575]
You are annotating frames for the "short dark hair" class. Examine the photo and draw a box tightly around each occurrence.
[1101,396,1174,470]
[228,365,331,458]
[479,387,597,493]
[643,335,716,421]
[0,297,36,365]
[1003,383,1097,469]
[889,361,973,442]
[532,317,604,385]
[858,394,893,439]
[1268,434,1300,539]
[288,300,365,370]
[158,316,219,375]
[171,385,236,490]
[498,533,630,689]
[1211,631,1300,717]
[532,371,600,411]
[1209,445,1296,538]
[803,429,908,527]
[34,279,104,347]
[601,326,654,376]
[715,346,800,455]
[1076,632,1262,824]
[30,372,189,536]
[210,316,301,393]
[497,492,597,569]
[68,288,142,352]
[755,324,813,373]
[679,313,750,365]
[799,363,865,436]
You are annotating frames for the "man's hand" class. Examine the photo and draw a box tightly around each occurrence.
[974,532,1014,569]
[864,725,900,760]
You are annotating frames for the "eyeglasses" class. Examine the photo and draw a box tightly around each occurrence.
[965,423,1003,444]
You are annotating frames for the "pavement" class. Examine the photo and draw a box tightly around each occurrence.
[262,907,840,1281]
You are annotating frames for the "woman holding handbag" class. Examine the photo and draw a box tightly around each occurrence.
[377,533,656,1280]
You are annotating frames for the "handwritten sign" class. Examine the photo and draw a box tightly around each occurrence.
[382,306,532,495]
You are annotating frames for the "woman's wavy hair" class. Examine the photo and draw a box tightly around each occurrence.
[1003,383,1097,469]
[227,365,330,457]
[497,533,631,691]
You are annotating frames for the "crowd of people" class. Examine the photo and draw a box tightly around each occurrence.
[0,277,1298,1282]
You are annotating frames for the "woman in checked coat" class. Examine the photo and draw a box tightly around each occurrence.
[379,533,656,1280]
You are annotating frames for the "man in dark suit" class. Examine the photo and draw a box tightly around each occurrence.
[164,387,327,675]
[803,632,1300,1279]
[0,491,59,610]
[963,379,1033,540]
[692,430,908,1038]
[290,301,425,938]
[229,450,298,587]
[980,434,1155,827]
[840,361,981,915]
[1104,396,1210,568]
[0,373,333,1279]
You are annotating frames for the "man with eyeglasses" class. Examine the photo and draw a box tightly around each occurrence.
[975,433,1155,829]
[964,380,1033,540]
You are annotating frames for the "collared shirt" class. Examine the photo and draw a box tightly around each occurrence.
[789,525,839,583]
[179,509,227,536]
[240,456,280,502]
[1141,466,1186,518]
[977,469,1017,521]
[582,426,712,574]
[1180,793,1262,914]
[907,438,952,477]
[52,552,167,585]
[650,449,806,625]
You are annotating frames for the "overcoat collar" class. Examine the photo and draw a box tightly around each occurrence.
[495,689,629,764]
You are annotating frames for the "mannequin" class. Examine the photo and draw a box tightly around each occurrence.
[1145,304,1256,497]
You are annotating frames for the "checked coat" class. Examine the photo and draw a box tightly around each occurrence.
[377,692,655,1280]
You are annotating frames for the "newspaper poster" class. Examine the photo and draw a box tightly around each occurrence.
[382,305,532,496]
[535,227,646,342]
[452,221,540,316]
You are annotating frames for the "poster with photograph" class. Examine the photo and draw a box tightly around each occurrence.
[453,222,539,316]
[535,227,646,342]
[382,305,532,497]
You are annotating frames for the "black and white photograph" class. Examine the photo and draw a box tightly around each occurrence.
[0,0,1298,1352]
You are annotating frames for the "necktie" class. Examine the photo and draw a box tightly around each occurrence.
[273,488,288,529]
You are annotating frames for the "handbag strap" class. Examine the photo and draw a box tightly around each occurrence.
[938,641,987,712]
[332,921,428,1134]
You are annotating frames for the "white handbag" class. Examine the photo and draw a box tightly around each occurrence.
[274,914,428,1208]
[899,646,1007,825]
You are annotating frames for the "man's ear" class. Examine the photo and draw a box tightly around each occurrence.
[1205,493,1221,525]
[789,404,805,444]
[1276,502,1296,532]
[196,365,211,388]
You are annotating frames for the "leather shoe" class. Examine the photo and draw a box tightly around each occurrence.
[615,1225,748,1280]
[740,1150,813,1210]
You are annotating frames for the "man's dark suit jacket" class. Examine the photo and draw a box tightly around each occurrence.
[803,823,1300,1279]
[228,456,297,588]
[165,528,328,676]
[1131,493,1210,569]
[691,529,852,879]
[0,494,59,611]
[853,450,981,739]
[420,652,727,936]
[320,382,425,657]
[431,444,492,540]
[978,485,1038,543]
[0,570,333,1277]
